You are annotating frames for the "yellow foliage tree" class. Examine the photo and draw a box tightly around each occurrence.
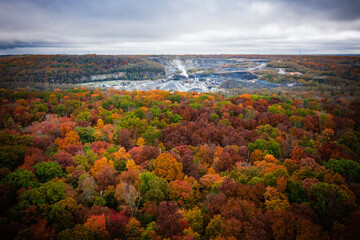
[139,106,148,113]
[54,130,81,149]
[264,154,278,163]
[183,228,200,240]
[153,153,183,181]
[95,119,104,129]
[90,157,114,176]
[136,137,145,146]
[126,159,140,172]
[264,186,289,210]
[93,130,104,141]
[114,147,132,161]
[208,167,216,175]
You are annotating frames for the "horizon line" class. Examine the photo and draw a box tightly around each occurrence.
[1,53,360,56]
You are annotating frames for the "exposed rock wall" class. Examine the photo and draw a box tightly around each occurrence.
[90,72,126,81]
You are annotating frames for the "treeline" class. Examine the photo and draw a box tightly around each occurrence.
[264,55,360,87]
[0,55,165,84]
[0,88,360,239]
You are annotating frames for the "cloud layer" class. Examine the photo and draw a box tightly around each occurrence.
[0,0,359,54]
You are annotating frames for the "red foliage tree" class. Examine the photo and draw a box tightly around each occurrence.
[95,164,117,191]
[128,145,160,165]
[52,150,75,171]
[20,147,47,170]
[83,214,109,239]
[318,142,349,162]
[64,144,84,156]
[90,141,111,155]
[116,128,134,150]
[107,209,130,239]
[30,219,55,240]
[156,201,183,238]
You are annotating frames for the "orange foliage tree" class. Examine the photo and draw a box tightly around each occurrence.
[55,130,81,150]
[153,153,183,181]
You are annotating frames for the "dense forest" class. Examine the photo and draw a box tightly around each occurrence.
[0,55,165,84]
[0,87,359,239]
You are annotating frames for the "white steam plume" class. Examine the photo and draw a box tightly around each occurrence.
[173,59,188,78]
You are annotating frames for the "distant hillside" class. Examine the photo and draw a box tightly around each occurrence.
[0,55,165,83]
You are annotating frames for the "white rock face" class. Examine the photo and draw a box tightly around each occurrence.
[90,72,125,81]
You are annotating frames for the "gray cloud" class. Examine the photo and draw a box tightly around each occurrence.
[0,0,359,54]
[282,0,360,21]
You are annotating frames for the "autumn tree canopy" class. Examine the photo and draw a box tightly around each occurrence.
[0,85,359,239]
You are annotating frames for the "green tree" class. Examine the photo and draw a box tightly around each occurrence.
[1,169,38,189]
[33,161,64,182]
[118,114,148,139]
[48,197,79,233]
[76,111,92,122]
[140,172,170,202]
[0,145,27,171]
[308,182,356,228]
[141,126,161,145]
[324,159,360,183]
[248,138,281,158]
[256,124,279,139]
[19,180,66,209]
[338,131,360,153]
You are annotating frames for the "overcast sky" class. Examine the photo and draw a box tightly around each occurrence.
[0,0,359,55]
